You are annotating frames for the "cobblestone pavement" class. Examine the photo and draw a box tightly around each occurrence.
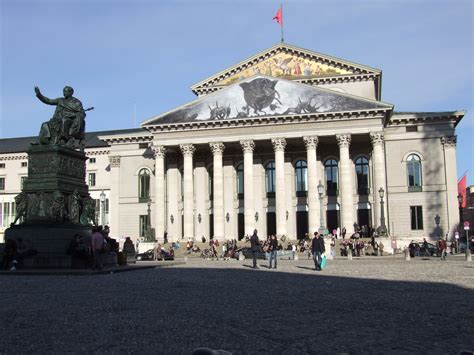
[0,255,473,354]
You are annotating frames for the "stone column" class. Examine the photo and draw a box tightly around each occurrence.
[180,144,195,240]
[337,134,355,232]
[210,142,225,240]
[272,137,287,237]
[370,132,388,231]
[240,140,255,236]
[152,145,166,242]
[441,136,459,235]
[304,136,319,235]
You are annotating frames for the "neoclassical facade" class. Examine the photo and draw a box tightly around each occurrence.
[0,43,464,243]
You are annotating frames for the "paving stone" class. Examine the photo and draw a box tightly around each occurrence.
[0,255,472,353]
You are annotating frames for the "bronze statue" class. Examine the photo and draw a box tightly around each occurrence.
[33,86,93,150]
[10,192,27,226]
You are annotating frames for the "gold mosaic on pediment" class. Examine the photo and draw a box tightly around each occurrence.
[220,53,353,86]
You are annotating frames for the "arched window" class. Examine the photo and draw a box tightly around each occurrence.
[407,154,422,191]
[324,159,338,196]
[295,160,307,196]
[236,164,244,197]
[265,161,275,195]
[138,168,150,201]
[355,156,369,195]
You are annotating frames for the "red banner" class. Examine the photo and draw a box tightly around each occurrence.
[273,7,282,25]
[458,174,467,208]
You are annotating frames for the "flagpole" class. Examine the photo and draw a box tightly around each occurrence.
[280,4,284,43]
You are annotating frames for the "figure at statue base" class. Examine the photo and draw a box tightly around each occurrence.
[32,86,93,151]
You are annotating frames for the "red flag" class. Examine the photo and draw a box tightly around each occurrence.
[458,174,467,208]
[273,7,282,25]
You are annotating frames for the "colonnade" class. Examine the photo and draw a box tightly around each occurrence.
[150,133,387,241]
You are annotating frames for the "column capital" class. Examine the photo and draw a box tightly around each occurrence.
[303,136,319,150]
[109,156,121,167]
[336,134,351,148]
[180,143,196,157]
[370,132,385,146]
[240,139,255,153]
[441,136,457,149]
[271,137,287,152]
[152,144,167,158]
[209,142,225,155]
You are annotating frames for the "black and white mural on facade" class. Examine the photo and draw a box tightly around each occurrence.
[145,75,389,125]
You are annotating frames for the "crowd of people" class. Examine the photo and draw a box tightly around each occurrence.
[1,237,37,271]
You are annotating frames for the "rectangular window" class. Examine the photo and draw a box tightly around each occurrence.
[89,157,96,164]
[0,177,5,190]
[21,176,27,189]
[0,163,5,168]
[139,215,150,238]
[21,162,27,167]
[410,206,423,230]
[88,173,96,187]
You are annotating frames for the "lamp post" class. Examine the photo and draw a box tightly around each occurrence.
[434,214,440,242]
[146,199,152,242]
[99,190,106,226]
[377,187,387,236]
[458,194,471,261]
[317,180,325,234]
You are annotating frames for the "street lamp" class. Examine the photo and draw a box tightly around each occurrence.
[99,190,106,226]
[317,180,326,234]
[458,193,463,226]
[434,214,441,241]
[146,199,152,242]
[377,187,387,236]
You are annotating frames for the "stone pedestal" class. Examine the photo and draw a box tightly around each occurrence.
[5,145,94,268]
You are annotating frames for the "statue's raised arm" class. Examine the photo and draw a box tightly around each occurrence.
[34,86,59,106]
[32,85,89,151]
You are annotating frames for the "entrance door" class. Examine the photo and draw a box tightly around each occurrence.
[326,210,339,233]
[266,212,276,236]
[357,209,371,228]
[238,213,244,240]
[296,211,308,239]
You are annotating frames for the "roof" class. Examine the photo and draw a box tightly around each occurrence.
[0,128,147,154]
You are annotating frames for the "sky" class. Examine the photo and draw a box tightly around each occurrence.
[0,0,473,184]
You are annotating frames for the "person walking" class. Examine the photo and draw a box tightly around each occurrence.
[311,232,325,271]
[91,226,105,271]
[250,229,260,269]
[439,239,447,260]
[268,235,278,269]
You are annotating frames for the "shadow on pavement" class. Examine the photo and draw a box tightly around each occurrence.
[0,266,473,354]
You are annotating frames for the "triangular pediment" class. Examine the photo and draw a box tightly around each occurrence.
[191,43,381,95]
[143,75,392,126]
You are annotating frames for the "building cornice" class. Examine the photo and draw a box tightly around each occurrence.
[144,108,392,133]
[85,149,110,156]
[99,133,153,145]
[0,154,28,161]
[194,73,379,97]
[388,111,465,127]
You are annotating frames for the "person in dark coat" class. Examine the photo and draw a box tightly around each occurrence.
[311,232,325,271]
[250,229,260,269]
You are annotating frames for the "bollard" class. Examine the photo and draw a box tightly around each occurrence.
[347,252,352,261]
[184,256,188,263]
[294,253,299,261]
[405,248,411,261]
[466,249,472,262]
